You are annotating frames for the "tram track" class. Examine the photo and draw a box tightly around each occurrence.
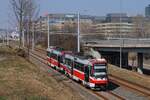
[30,48,127,100]
[106,91,125,100]
[109,75,150,97]
[29,51,107,100]
[34,47,46,54]
[34,48,150,97]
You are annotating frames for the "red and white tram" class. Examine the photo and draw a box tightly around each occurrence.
[47,47,108,89]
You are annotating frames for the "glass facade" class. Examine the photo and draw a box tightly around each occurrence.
[145,5,150,17]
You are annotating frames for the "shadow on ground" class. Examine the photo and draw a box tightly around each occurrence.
[107,81,120,91]
[142,68,150,75]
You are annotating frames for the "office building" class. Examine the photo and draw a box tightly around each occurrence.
[145,4,150,17]
[92,22,134,38]
[106,13,131,23]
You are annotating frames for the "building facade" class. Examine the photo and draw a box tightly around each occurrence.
[92,22,134,38]
[34,13,93,33]
[106,13,131,23]
[145,5,150,17]
[33,13,150,38]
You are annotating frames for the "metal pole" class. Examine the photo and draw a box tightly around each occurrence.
[77,12,80,52]
[47,15,50,48]
[119,0,122,68]
[120,40,122,68]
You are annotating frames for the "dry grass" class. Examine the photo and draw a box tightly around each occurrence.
[0,47,83,100]
[0,55,52,100]
[108,64,150,89]
[0,46,15,55]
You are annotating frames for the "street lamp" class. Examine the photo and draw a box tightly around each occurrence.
[119,0,122,68]
[77,12,80,53]
[47,14,50,48]
[77,10,88,53]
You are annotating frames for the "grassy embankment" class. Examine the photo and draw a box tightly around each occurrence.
[0,47,83,100]
[108,64,150,89]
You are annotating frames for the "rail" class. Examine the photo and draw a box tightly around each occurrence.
[109,74,150,97]
[32,48,127,100]
[34,48,150,97]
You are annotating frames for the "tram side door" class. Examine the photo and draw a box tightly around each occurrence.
[84,66,89,82]
[58,55,61,68]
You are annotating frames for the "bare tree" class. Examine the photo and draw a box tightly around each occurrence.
[25,0,39,59]
[80,22,92,33]
[62,22,77,33]
[129,52,137,71]
[10,0,39,48]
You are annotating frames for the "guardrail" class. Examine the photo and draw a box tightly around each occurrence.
[83,39,150,48]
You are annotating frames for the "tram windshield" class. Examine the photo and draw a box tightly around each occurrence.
[93,64,107,79]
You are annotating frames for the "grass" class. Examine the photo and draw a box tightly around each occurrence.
[0,47,83,100]
[2,46,149,99]
[0,96,7,100]
[35,44,47,50]
[108,64,150,89]
[0,55,51,100]
[0,46,15,55]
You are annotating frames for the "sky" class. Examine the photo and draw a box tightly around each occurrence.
[0,0,150,29]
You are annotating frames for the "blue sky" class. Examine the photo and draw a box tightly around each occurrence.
[0,0,150,28]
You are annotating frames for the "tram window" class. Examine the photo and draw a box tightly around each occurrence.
[47,51,50,57]
[65,58,72,67]
[74,61,84,72]
[48,52,52,57]
[51,53,57,60]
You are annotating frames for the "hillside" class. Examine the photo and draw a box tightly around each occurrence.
[0,47,83,100]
